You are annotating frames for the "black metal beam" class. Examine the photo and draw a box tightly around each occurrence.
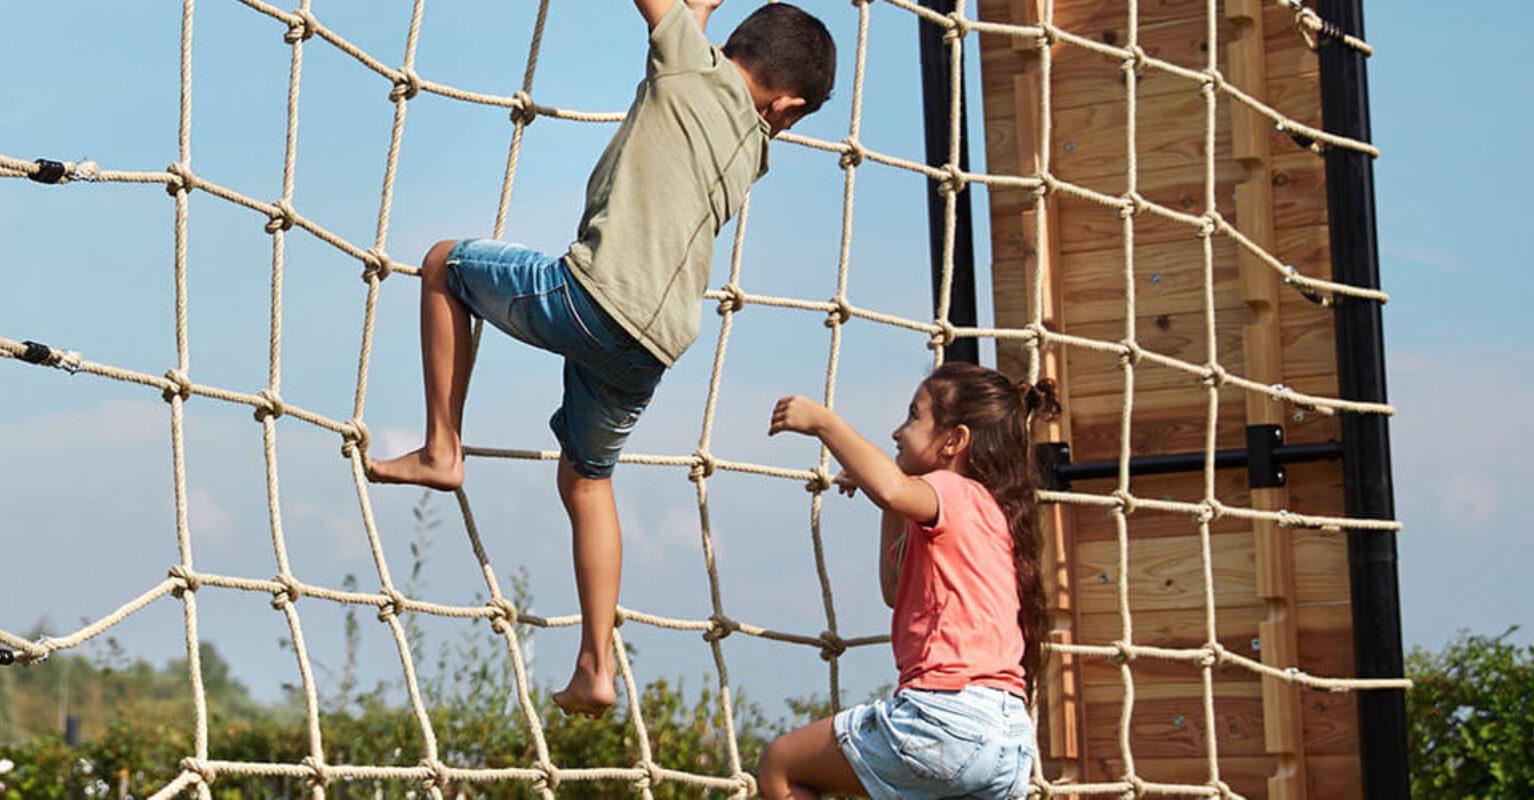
[1317,1,1410,797]
[917,0,979,365]
[1037,439,1342,490]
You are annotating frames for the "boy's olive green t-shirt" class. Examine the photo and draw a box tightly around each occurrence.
[564,0,770,367]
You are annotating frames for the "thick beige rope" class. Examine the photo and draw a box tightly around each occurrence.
[1,1,1403,798]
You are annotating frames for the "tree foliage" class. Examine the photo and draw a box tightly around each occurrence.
[1408,627,1534,799]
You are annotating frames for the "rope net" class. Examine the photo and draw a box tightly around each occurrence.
[0,0,1402,797]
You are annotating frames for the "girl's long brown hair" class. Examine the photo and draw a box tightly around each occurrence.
[922,362,1059,699]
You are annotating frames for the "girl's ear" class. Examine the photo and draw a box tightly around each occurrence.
[945,424,972,457]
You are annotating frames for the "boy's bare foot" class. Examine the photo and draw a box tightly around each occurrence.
[554,665,617,719]
[365,448,464,491]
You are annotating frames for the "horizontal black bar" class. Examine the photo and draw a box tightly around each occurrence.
[1053,441,1341,484]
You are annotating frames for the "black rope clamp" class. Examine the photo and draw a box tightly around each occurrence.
[30,159,67,184]
[20,340,53,365]
[0,648,14,666]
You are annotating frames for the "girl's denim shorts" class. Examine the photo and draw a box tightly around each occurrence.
[444,239,664,479]
[834,685,1036,800]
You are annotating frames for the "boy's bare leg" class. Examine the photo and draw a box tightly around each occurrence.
[758,718,866,799]
[367,240,471,491]
[553,457,621,717]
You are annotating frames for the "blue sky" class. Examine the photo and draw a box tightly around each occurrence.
[1,0,1529,738]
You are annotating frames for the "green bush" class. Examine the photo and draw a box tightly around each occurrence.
[1408,627,1534,799]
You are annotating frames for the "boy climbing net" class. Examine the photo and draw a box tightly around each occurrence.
[367,0,837,718]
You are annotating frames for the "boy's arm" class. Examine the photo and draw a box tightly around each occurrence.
[879,508,904,608]
[635,0,722,32]
[769,396,939,526]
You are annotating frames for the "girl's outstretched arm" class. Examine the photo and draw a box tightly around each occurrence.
[769,396,938,525]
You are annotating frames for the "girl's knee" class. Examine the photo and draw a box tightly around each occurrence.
[421,239,458,281]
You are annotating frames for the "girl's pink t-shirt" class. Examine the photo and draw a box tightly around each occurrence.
[891,469,1028,696]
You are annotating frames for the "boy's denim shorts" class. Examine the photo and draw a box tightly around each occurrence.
[834,685,1036,800]
[444,239,664,479]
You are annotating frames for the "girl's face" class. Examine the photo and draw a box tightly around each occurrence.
[892,384,949,475]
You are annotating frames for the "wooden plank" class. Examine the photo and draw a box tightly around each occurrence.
[1059,235,1243,326]
[1050,88,1233,188]
[1076,603,1357,686]
[1074,529,1348,617]
[1056,160,1242,253]
[1065,462,1345,544]
[1061,305,1337,398]
[1084,755,1362,800]
[1076,531,1261,615]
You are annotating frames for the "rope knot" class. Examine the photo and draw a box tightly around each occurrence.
[1117,339,1143,368]
[690,449,717,482]
[824,297,853,328]
[390,67,421,101]
[942,11,971,44]
[818,631,847,661]
[1126,774,1150,798]
[703,613,738,643]
[1215,780,1236,800]
[533,763,561,792]
[361,248,393,283]
[165,161,196,196]
[1196,214,1219,239]
[284,9,318,43]
[1206,640,1229,666]
[938,162,967,195]
[1118,191,1145,219]
[1121,44,1147,75]
[180,757,218,785]
[734,771,759,799]
[265,199,297,234]
[717,283,746,316]
[271,573,303,610]
[1198,68,1225,94]
[805,465,835,494]
[341,418,371,458]
[1198,498,1226,523]
[254,389,286,422]
[928,319,958,350]
[1200,363,1228,388]
[300,756,330,788]
[487,597,520,634]
[838,136,865,169]
[1025,321,1050,346]
[420,758,451,789]
[510,90,538,126]
[1110,639,1136,665]
[378,588,408,621]
[168,565,201,597]
[635,760,664,790]
[162,369,193,403]
[1110,489,1137,516]
[1282,665,1303,684]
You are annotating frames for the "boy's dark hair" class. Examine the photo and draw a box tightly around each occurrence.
[723,4,837,115]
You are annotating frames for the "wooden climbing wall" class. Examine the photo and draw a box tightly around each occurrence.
[976,1,1361,797]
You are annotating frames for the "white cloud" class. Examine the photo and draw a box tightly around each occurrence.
[1383,244,1468,274]
[186,485,235,542]
[377,426,423,460]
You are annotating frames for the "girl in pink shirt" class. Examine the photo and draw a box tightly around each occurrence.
[758,362,1057,800]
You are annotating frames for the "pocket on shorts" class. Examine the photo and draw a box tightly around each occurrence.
[502,283,608,364]
[889,692,988,783]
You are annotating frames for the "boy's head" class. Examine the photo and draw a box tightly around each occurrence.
[724,4,836,134]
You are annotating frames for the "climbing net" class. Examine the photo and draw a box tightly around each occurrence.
[0,0,1407,798]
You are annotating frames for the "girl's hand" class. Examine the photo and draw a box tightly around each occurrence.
[769,396,829,437]
[835,470,859,497]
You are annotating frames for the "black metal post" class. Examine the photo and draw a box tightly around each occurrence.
[1317,2,1409,797]
[917,0,979,365]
